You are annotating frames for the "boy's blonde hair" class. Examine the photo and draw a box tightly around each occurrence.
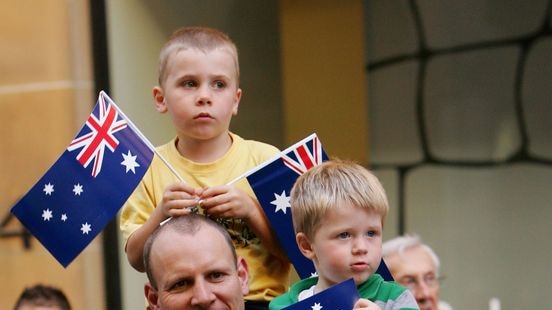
[158,26,240,86]
[290,159,389,240]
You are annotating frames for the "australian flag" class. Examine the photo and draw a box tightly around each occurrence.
[247,133,394,281]
[247,133,329,279]
[11,91,154,267]
[283,278,359,310]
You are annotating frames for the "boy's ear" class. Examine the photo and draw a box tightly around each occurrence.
[232,88,242,116]
[296,232,316,260]
[153,86,168,113]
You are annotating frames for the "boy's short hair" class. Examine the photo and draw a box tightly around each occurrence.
[290,159,389,240]
[158,26,240,86]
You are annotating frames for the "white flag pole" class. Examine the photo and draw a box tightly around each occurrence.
[101,91,185,183]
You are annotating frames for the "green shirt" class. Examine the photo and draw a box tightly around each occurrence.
[269,274,419,310]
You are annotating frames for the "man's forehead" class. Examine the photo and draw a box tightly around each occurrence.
[388,246,436,274]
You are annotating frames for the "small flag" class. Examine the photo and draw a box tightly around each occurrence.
[247,133,329,279]
[282,278,359,310]
[11,91,154,267]
[247,133,394,280]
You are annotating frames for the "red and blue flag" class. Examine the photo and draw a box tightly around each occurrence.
[247,133,328,279]
[11,91,154,267]
[247,133,394,280]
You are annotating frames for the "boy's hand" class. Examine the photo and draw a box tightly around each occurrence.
[198,185,255,219]
[199,184,288,261]
[353,298,382,310]
[156,182,201,218]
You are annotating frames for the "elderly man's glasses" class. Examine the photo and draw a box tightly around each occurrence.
[399,273,443,291]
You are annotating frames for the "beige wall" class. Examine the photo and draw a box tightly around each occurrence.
[0,1,104,309]
[279,0,369,163]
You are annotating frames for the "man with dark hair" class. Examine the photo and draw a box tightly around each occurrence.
[14,283,71,310]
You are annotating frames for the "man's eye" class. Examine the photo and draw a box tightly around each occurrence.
[171,279,190,290]
[209,272,225,281]
[401,277,417,287]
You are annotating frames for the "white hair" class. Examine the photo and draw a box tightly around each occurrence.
[382,234,441,275]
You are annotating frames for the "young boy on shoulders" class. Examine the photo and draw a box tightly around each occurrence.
[120,26,289,309]
[269,160,419,310]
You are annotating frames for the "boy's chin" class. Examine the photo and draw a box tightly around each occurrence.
[351,273,371,285]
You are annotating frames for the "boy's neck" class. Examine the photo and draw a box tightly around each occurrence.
[176,133,233,163]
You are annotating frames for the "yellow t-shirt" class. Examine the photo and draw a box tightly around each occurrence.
[120,132,290,301]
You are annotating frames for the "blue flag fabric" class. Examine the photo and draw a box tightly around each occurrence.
[247,133,394,281]
[247,133,329,279]
[283,278,359,310]
[11,91,154,267]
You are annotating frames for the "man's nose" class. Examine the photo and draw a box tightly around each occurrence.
[190,280,215,307]
[414,280,432,299]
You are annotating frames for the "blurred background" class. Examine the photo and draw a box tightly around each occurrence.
[1,1,550,309]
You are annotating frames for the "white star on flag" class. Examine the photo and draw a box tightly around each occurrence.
[61,214,68,222]
[121,150,140,173]
[270,190,291,214]
[80,223,91,234]
[42,209,53,221]
[311,302,323,310]
[43,183,54,195]
[73,183,83,195]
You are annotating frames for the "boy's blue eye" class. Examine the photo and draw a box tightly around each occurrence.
[366,230,378,237]
[337,232,350,239]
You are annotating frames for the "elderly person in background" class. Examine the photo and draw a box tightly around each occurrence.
[382,234,453,310]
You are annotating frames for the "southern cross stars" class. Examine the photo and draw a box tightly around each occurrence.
[73,183,83,195]
[311,302,323,310]
[42,209,53,221]
[121,150,140,173]
[40,182,91,235]
[81,222,91,234]
[271,190,291,214]
[43,183,54,195]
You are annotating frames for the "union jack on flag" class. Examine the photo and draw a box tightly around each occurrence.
[281,135,324,175]
[67,93,128,177]
[11,91,155,267]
